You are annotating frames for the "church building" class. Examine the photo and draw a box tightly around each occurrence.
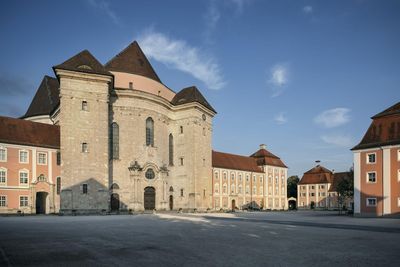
[0,41,288,214]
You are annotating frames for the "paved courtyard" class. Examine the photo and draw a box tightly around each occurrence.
[0,211,399,266]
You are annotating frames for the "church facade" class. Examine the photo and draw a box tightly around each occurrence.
[0,41,288,214]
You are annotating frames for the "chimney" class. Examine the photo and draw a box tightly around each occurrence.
[260,144,267,150]
[315,160,321,165]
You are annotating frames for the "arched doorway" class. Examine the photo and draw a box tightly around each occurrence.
[111,193,120,211]
[231,199,236,211]
[169,195,173,210]
[144,187,156,210]
[36,192,48,214]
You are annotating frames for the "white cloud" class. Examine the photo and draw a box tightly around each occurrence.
[87,0,121,26]
[138,30,226,90]
[203,0,221,43]
[268,64,289,97]
[303,5,313,14]
[228,0,250,14]
[314,108,351,128]
[274,112,287,125]
[321,134,353,147]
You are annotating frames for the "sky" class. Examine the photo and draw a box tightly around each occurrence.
[0,0,399,177]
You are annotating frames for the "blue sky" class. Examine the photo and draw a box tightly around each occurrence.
[0,0,399,176]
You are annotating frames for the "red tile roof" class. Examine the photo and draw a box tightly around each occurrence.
[212,151,264,173]
[352,101,400,150]
[299,165,333,185]
[0,116,60,149]
[250,148,287,168]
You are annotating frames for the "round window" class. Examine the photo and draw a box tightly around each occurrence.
[145,168,155,180]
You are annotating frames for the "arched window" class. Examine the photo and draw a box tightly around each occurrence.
[231,184,235,194]
[146,117,154,146]
[111,122,119,159]
[169,186,174,192]
[223,184,227,194]
[169,134,174,165]
[145,168,155,180]
[214,183,219,194]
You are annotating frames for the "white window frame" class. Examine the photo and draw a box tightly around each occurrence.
[19,170,29,186]
[19,150,29,164]
[366,172,377,183]
[37,152,47,165]
[0,146,7,162]
[0,195,6,207]
[0,167,6,185]
[366,198,377,207]
[19,195,29,208]
[366,152,376,164]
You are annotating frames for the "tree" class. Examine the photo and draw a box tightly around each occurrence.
[336,169,354,214]
[287,175,300,198]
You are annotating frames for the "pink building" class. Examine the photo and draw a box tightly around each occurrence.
[0,116,60,214]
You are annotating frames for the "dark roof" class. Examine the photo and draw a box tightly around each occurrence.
[171,86,216,113]
[299,165,333,185]
[105,41,161,82]
[0,116,60,149]
[352,102,400,150]
[212,151,264,173]
[250,148,287,168]
[21,76,59,119]
[53,50,112,76]
[329,172,353,192]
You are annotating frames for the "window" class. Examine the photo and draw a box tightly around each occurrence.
[19,150,28,163]
[145,168,155,180]
[367,153,376,164]
[253,186,256,194]
[321,192,326,197]
[82,101,88,111]
[82,143,88,153]
[203,159,205,167]
[281,187,285,195]
[180,157,184,166]
[223,173,227,180]
[37,174,46,182]
[231,185,235,194]
[260,187,263,195]
[238,185,242,194]
[180,189,184,197]
[367,172,376,183]
[320,185,325,189]
[246,175,249,182]
[56,151,61,165]
[231,173,235,180]
[246,185,250,194]
[82,184,88,194]
[0,168,6,184]
[37,152,47,165]
[146,117,154,146]
[310,193,315,197]
[223,184,227,194]
[214,184,219,194]
[239,174,242,182]
[129,82,133,89]
[253,175,256,182]
[202,127,206,136]
[56,177,61,195]
[215,172,219,180]
[169,134,174,165]
[19,171,28,185]
[0,196,6,207]
[111,122,119,159]
[180,126,183,134]
[260,177,263,183]
[0,147,6,162]
[366,198,377,207]
[20,196,28,207]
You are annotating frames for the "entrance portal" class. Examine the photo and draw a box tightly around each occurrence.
[144,187,156,210]
[36,192,48,214]
[111,193,120,211]
[169,195,173,210]
[232,199,236,211]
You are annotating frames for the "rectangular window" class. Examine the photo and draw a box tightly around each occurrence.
[311,186,314,190]
[180,189,184,197]
[56,177,61,195]
[367,172,376,183]
[260,177,263,183]
[19,172,28,185]
[367,153,376,164]
[82,101,88,111]
[20,196,28,207]
[366,198,377,207]
[57,151,61,165]
[0,147,6,162]
[19,150,28,163]
[320,185,325,189]
[0,169,6,184]
[129,82,133,89]
[180,157,184,166]
[37,152,47,165]
[253,175,256,182]
[0,196,6,207]
[82,143,88,153]
[180,126,183,134]
[82,184,88,194]
[311,193,315,197]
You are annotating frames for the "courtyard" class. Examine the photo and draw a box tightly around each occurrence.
[0,211,399,266]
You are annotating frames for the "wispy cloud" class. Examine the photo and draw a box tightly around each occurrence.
[203,0,221,44]
[314,108,351,128]
[229,0,251,14]
[274,112,288,125]
[267,63,289,97]
[138,30,226,90]
[321,134,353,147]
[87,0,121,26]
[303,5,313,14]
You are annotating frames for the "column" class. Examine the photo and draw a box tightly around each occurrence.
[353,152,361,214]
[383,148,391,215]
